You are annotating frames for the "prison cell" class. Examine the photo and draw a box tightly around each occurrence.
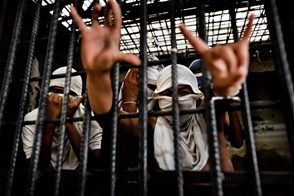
[0,0,294,196]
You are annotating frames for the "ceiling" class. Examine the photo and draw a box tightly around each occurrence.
[32,0,271,58]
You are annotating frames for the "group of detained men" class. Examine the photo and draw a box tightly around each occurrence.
[21,0,254,172]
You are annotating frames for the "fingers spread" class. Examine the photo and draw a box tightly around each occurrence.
[103,3,111,27]
[179,24,209,55]
[92,4,102,28]
[70,6,87,31]
[108,0,122,32]
[241,14,255,42]
[117,53,142,67]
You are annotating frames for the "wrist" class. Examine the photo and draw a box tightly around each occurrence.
[122,100,138,113]
[213,85,241,97]
[123,101,137,105]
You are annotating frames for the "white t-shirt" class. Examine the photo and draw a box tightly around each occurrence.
[22,104,102,170]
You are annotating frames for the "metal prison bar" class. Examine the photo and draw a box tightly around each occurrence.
[197,1,227,196]
[228,1,262,196]
[0,0,294,196]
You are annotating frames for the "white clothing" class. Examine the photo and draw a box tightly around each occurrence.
[22,66,101,170]
[154,64,203,98]
[153,114,208,170]
[118,64,163,111]
[49,67,83,96]
[153,64,208,171]
[22,103,102,170]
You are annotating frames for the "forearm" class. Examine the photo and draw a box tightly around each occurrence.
[218,129,234,172]
[66,122,82,159]
[40,124,55,168]
[87,149,101,168]
[87,72,113,114]
[119,110,140,139]
[66,122,103,164]
[228,112,243,131]
[228,111,244,147]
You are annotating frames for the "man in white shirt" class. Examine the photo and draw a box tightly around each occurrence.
[22,66,102,170]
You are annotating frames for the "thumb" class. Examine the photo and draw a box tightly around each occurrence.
[75,95,84,106]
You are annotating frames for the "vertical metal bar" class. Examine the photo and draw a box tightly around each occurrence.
[110,62,120,196]
[228,1,262,196]
[54,69,72,196]
[264,0,294,163]
[74,2,91,195]
[241,83,263,196]
[204,82,224,196]
[207,98,224,196]
[54,0,78,194]
[139,0,148,196]
[78,90,91,196]
[5,1,41,196]
[0,0,27,135]
[196,0,207,43]
[197,1,224,196]
[5,0,42,195]
[228,0,239,42]
[26,0,61,195]
[169,1,184,196]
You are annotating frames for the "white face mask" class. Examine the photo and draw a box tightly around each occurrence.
[147,87,154,98]
[48,92,81,101]
[147,88,156,110]
[157,94,197,126]
[178,95,197,110]
[158,94,197,111]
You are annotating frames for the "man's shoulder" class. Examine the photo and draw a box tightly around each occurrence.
[24,108,39,121]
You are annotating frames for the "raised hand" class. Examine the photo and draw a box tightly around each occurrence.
[122,68,140,112]
[179,15,255,96]
[70,0,140,74]
[122,68,140,102]
[46,93,62,119]
[70,0,141,114]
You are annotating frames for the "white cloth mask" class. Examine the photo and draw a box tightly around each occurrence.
[147,88,156,110]
[158,94,197,111]
[157,94,198,126]
[49,67,83,96]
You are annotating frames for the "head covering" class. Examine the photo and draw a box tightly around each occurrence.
[152,64,208,171]
[147,55,164,85]
[154,64,203,98]
[189,59,204,88]
[146,63,164,110]
[118,55,164,111]
[49,66,83,96]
